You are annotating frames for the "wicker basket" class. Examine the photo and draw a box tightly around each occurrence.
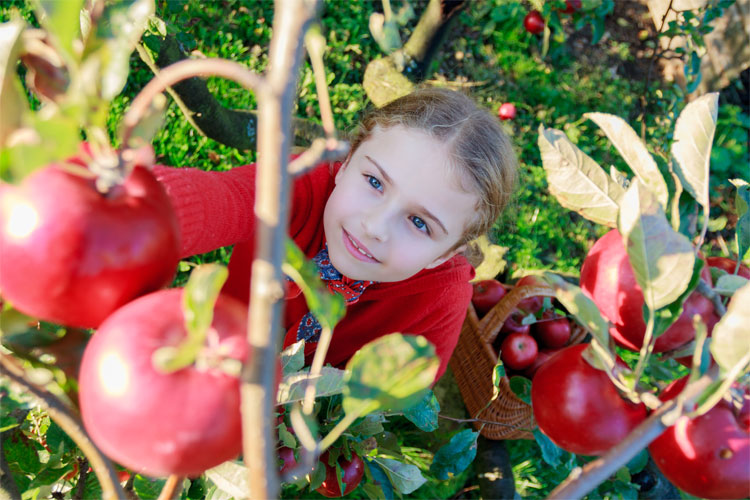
[449,282,587,440]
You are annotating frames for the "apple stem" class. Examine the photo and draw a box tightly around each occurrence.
[0,354,126,500]
[631,309,656,393]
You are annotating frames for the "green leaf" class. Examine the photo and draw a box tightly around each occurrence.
[403,390,440,432]
[538,125,625,227]
[343,334,438,417]
[585,112,668,209]
[491,361,505,402]
[4,429,42,475]
[625,448,649,474]
[372,458,426,494]
[508,376,532,405]
[1,113,80,183]
[205,461,248,499]
[283,238,346,330]
[0,20,29,153]
[714,274,749,296]
[618,181,695,311]
[281,339,306,375]
[710,282,750,373]
[731,179,750,259]
[276,366,346,405]
[541,273,610,348]
[350,413,387,437]
[428,429,479,480]
[366,460,395,500]
[33,0,84,61]
[132,475,167,500]
[45,421,75,455]
[671,93,719,211]
[153,264,228,373]
[650,259,703,339]
[533,428,573,468]
[278,422,297,449]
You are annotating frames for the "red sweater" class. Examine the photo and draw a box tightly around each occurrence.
[154,161,474,380]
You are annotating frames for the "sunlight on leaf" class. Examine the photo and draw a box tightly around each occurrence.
[343,333,438,417]
[276,366,346,405]
[538,125,625,227]
[585,112,668,209]
[470,235,508,282]
[33,0,84,61]
[618,181,695,311]
[710,282,750,373]
[372,457,426,494]
[671,93,719,211]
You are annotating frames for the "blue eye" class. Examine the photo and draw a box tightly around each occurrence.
[410,216,430,234]
[366,175,382,190]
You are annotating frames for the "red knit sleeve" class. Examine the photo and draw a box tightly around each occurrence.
[414,285,472,382]
[153,164,258,258]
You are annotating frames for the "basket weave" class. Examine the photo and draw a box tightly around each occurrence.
[449,282,587,440]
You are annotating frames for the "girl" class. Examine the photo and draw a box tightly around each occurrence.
[154,87,517,381]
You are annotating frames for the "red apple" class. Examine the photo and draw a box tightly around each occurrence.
[580,229,719,353]
[532,310,571,349]
[498,103,516,121]
[278,447,298,474]
[561,0,582,14]
[500,308,531,336]
[472,279,507,315]
[78,288,248,477]
[523,10,545,34]
[500,332,538,370]
[0,159,180,328]
[649,377,750,499]
[515,275,545,314]
[315,451,365,497]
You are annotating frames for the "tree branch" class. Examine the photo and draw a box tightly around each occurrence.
[241,1,323,499]
[696,278,727,316]
[152,34,324,151]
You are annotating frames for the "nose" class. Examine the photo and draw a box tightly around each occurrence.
[361,207,389,242]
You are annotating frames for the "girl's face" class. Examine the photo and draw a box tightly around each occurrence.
[323,125,478,282]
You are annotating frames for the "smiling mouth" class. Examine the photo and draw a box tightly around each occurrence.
[343,230,379,263]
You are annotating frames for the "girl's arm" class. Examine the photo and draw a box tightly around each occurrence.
[153,163,258,259]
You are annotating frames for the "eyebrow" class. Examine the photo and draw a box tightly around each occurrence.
[365,155,449,236]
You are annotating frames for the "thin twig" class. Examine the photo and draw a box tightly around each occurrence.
[547,366,719,500]
[134,43,207,140]
[0,354,125,500]
[304,26,336,140]
[696,278,727,316]
[156,475,184,500]
[288,137,350,176]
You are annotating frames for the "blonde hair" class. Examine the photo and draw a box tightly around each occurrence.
[349,87,518,251]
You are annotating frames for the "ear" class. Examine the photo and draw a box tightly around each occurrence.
[424,244,467,270]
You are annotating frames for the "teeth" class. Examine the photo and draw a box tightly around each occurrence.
[350,235,374,259]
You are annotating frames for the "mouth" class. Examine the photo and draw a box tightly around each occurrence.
[342,229,379,263]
